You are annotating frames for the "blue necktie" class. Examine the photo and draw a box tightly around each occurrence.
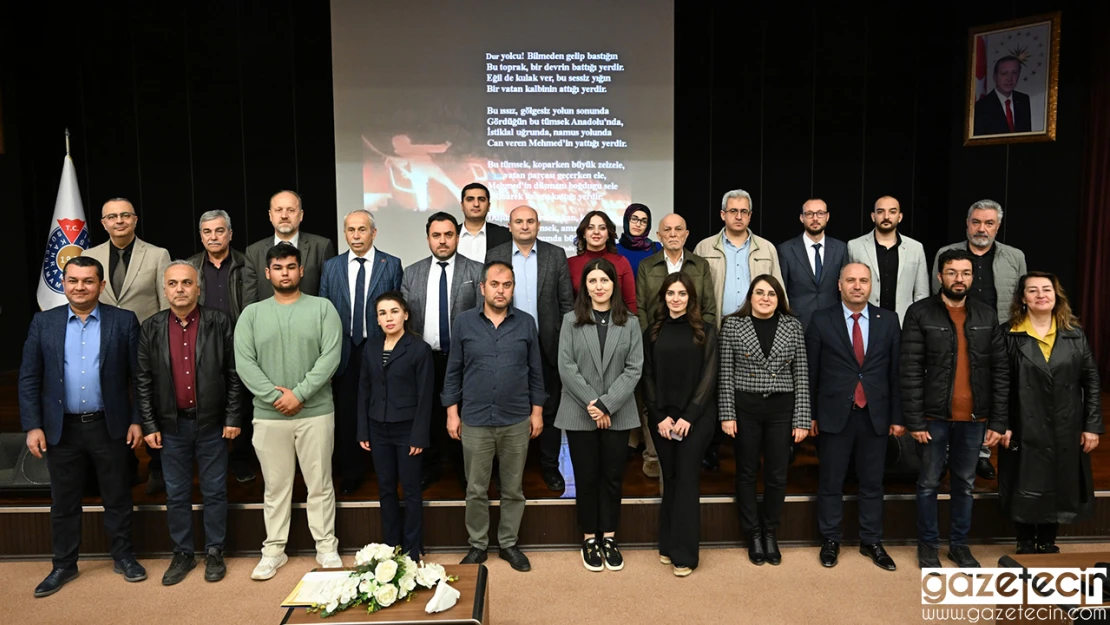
[352,257,367,346]
[438,261,450,352]
[812,243,823,283]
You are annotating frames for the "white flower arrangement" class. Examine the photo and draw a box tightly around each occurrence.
[308,543,459,618]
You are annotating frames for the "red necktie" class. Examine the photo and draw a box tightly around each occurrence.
[851,313,867,408]
[1005,99,1015,133]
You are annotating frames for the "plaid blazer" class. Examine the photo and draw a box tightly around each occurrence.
[718,313,812,429]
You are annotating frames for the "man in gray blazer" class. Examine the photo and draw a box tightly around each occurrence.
[778,199,847,330]
[402,212,483,489]
[242,190,336,303]
[486,206,574,491]
[847,196,930,324]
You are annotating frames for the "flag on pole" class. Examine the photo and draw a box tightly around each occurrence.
[37,153,90,310]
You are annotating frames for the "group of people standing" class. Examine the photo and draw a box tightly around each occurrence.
[17,183,1102,599]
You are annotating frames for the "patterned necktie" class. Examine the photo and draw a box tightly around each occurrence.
[812,243,823,283]
[352,257,367,346]
[1005,99,1015,132]
[112,248,127,297]
[438,261,450,352]
[851,312,867,408]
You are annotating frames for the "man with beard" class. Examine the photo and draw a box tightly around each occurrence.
[847,196,930,324]
[932,199,1026,479]
[901,249,1008,570]
[456,183,511,262]
[234,245,344,580]
[243,190,336,303]
[778,198,847,330]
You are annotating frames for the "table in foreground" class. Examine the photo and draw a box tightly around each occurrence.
[281,564,489,625]
[996,551,1109,624]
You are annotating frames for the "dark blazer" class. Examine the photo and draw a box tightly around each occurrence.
[805,304,902,436]
[974,90,1032,135]
[486,240,574,366]
[634,249,717,330]
[137,307,243,435]
[779,234,848,330]
[243,231,336,303]
[186,249,248,325]
[486,222,512,249]
[19,304,140,446]
[718,313,812,430]
[356,333,435,449]
[401,254,483,341]
[320,249,405,377]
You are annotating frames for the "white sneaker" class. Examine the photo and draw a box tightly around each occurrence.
[250,553,288,580]
[316,552,343,568]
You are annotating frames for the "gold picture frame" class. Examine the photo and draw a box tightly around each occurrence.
[964,11,1061,146]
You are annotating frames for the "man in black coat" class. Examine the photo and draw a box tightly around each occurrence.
[973,56,1033,136]
[807,263,903,571]
[456,182,512,262]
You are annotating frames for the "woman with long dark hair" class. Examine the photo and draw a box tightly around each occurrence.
[568,210,638,312]
[615,203,662,278]
[555,258,643,572]
[642,272,718,577]
[1000,272,1102,554]
[718,275,810,566]
[357,292,434,562]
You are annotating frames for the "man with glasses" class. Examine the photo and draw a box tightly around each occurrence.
[243,190,336,304]
[85,197,172,494]
[847,196,930,324]
[778,198,847,329]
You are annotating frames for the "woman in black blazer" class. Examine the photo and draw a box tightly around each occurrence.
[642,272,718,577]
[357,291,434,562]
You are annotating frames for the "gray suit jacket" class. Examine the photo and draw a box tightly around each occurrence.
[243,231,336,303]
[84,237,171,323]
[401,254,483,348]
[931,240,1027,324]
[847,231,930,324]
[778,234,847,330]
[554,311,644,431]
[486,240,574,366]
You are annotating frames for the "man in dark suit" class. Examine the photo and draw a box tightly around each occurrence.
[319,209,403,493]
[243,190,336,303]
[486,205,574,490]
[779,198,847,330]
[456,182,511,262]
[806,263,904,571]
[19,256,148,597]
[973,56,1033,136]
[401,212,483,489]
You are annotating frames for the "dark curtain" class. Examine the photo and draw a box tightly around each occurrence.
[1078,3,1110,387]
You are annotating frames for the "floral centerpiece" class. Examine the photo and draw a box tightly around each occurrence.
[307,543,459,618]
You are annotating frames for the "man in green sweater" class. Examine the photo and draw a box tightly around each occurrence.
[234,244,343,581]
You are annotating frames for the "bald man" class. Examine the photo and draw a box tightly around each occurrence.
[847,196,929,324]
[486,206,573,491]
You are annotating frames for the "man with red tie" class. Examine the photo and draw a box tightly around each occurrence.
[973,56,1033,136]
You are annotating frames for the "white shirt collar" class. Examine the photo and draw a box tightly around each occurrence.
[995,88,1013,107]
[274,231,300,248]
[432,254,456,267]
[349,246,376,263]
[460,223,487,238]
[805,233,826,247]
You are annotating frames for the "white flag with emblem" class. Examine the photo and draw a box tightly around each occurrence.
[37,154,90,310]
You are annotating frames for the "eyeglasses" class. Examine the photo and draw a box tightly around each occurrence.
[629,217,649,226]
[943,270,973,279]
[102,212,136,221]
[723,208,753,217]
[803,211,828,219]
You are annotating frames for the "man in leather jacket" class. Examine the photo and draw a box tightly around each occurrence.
[900,248,1008,570]
[137,261,242,585]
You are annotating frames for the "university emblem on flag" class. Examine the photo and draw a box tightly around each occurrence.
[42,218,89,294]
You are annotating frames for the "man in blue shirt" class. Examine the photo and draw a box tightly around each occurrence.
[19,256,147,597]
[443,261,545,573]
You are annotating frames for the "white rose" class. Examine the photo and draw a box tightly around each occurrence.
[325,599,339,614]
[374,559,398,583]
[400,573,417,593]
[358,579,372,595]
[374,583,399,607]
[374,544,396,561]
[354,545,375,566]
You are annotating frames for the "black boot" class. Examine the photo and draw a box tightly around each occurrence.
[1016,541,1036,555]
[747,529,766,565]
[1035,542,1060,554]
[764,529,782,565]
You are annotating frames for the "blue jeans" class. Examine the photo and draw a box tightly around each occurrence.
[916,420,985,548]
[162,418,229,553]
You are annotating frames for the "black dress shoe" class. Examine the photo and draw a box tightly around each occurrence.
[763,529,782,565]
[947,545,981,568]
[1016,541,1036,554]
[204,548,227,582]
[819,539,840,567]
[113,556,148,582]
[702,447,720,472]
[917,544,941,569]
[340,477,364,495]
[746,529,766,565]
[976,457,996,480]
[459,548,488,565]
[162,552,196,586]
[860,543,896,571]
[541,467,565,491]
[231,461,256,483]
[1036,542,1061,554]
[499,546,532,572]
[34,567,79,598]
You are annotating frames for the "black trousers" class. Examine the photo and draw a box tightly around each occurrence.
[368,419,423,561]
[48,418,134,568]
[566,428,630,535]
[538,355,562,471]
[424,351,463,476]
[228,392,256,469]
[333,341,369,481]
[1015,522,1059,544]
[816,406,887,544]
[652,413,714,569]
[733,401,793,532]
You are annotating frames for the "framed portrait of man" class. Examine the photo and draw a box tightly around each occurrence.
[964,12,1060,146]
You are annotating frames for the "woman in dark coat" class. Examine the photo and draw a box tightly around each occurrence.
[1000,271,1103,554]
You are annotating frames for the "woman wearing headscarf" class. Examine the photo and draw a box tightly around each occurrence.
[616,203,663,278]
